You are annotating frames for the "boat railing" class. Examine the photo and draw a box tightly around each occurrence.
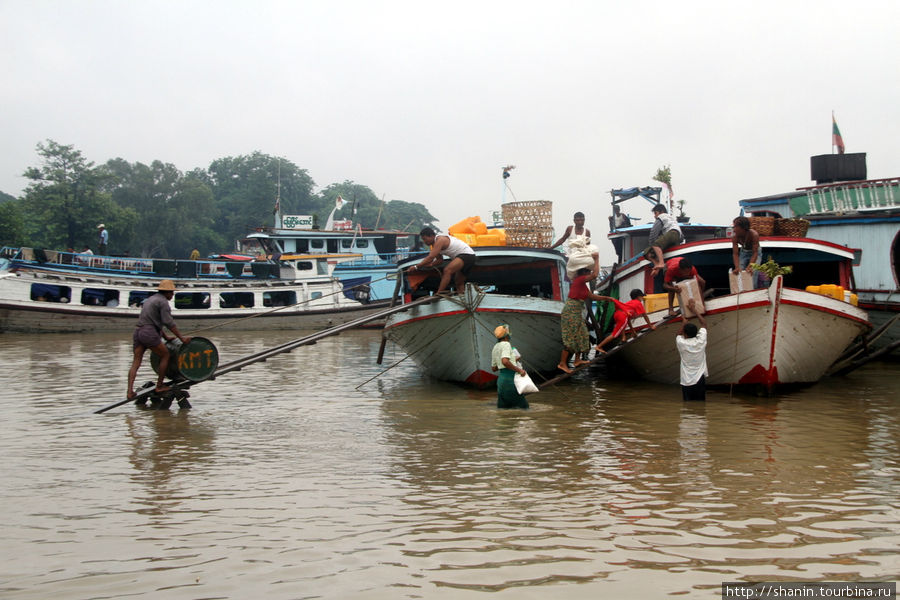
[334,250,422,269]
[799,177,900,215]
[2,246,284,280]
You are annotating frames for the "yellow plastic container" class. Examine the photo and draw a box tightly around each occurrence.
[448,216,484,235]
[843,291,859,306]
[476,234,501,246]
[805,285,821,294]
[643,292,677,313]
[452,233,477,246]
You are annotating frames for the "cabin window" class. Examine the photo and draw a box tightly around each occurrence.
[317,261,329,275]
[219,292,254,308]
[174,292,211,309]
[81,288,120,307]
[310,291,323,300]
[341,239,369,249]
[295,261,313,271]
[311,240,324,249]
[128,291,153,307]
[30,283,72,303]
[355,239,368,248]
[263,290,296,307]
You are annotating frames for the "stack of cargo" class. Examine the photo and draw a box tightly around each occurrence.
[806,284,858,305]
[448,216,506,247]
[501,201,554,248]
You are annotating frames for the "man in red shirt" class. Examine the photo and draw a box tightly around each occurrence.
[594,289,656,353]
[663,257,705,316]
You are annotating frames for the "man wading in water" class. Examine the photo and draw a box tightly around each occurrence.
[126,280,192,400]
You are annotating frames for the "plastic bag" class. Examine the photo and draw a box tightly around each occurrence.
[514,372,539,395]
[565,237,599,279]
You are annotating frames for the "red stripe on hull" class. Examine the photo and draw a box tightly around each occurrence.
[738,364,781,387]
[465,370,497,388]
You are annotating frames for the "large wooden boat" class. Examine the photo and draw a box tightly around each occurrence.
[382,247,569,386]
[601,187,871,390]
[0,247,386,333]
[615,273,869,388]
[738,162,899,353]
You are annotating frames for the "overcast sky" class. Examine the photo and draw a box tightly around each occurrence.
[2,0,898,261]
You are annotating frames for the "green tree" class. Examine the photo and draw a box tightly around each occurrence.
[22,140,113,250]
[206,153,316,244]
[319,181,437,232]
[0,199,25,246]
[98,158,219,257]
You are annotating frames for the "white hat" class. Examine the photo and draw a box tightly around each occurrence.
[97,223,105,229]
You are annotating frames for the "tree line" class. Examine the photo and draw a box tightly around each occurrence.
[0,140,438,258]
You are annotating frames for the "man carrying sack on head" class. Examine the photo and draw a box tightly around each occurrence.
[126,280,191,400]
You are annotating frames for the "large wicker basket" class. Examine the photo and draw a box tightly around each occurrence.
[774,218,810,237]
[748,216,775,236]
[501,200,554,247]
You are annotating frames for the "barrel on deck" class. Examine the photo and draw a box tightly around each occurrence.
[150,336,219,382]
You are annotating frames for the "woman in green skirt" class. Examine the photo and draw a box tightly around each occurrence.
[558,253,605,373]
[491,324,529,409]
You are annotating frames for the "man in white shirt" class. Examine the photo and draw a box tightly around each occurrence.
[409,227,476,294]
[675,299,708,401]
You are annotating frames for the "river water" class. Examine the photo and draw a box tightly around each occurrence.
[1,329,897,599]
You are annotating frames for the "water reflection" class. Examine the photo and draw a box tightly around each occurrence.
[0,330,896,598]
[125,410,217,518]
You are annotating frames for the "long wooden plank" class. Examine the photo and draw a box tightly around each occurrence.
[94,295,442,414]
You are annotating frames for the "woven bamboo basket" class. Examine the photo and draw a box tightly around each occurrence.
[748,216,775,236]
[501,200,554,247]
[774,218,810,237]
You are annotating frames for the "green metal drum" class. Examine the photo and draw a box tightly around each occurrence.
[151,336,219,382]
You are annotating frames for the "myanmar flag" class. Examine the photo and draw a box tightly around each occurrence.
[832,115,845,154]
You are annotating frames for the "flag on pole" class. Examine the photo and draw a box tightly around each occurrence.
[335,195,345,210]
[832,114,845,154]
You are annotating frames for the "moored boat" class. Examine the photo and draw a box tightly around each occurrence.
[243,214,418,303]
[382,246,569,386]
[600,189,872,391]
[737,154,899,353]
[0,247,386,333]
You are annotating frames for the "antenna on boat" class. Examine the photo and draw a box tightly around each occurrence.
[273,159,282,228]
[374,193,386,230]
[501,165,517,204]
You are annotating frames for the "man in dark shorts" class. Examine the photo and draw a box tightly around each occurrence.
[126,279,192,400]
[409,227,476,294]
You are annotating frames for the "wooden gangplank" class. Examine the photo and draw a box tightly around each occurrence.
[538,340,630,389]
[94,295,442,414]
[537,315,677,389]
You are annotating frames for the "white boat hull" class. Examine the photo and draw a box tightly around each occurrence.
[0,269,385,333]
[384,286,564,386]
[615,277,870,388]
